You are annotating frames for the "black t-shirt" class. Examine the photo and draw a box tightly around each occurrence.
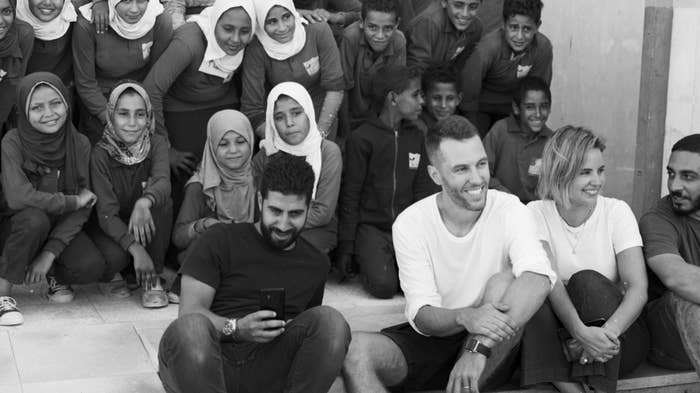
[180,223,329,319]
[639,196,700,300]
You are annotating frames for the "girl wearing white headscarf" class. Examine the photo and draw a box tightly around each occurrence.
[72,0,172,144]
[240,0,344,141]
[252,82,342,253]
[18,0,76,85]
[143,0,256,200]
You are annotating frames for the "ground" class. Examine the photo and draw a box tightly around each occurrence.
[0,269,405,393]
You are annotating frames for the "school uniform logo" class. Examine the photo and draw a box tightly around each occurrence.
[142,41,154,60]
[516,64,532,78]
[303,56,320,76]
[0,69,6,83]
[408,153,421,169]
[528,158,542,176]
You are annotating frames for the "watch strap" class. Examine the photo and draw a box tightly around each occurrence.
[464,337,491,358]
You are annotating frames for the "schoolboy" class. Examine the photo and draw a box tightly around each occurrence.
[340,0,406,130]
[405,0,484,72]
[483,76,552,204]
[415,65,462,134]
[460,0,552,135]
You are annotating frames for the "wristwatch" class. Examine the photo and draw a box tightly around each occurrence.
[222,318,237,338]
[464,337,491,358]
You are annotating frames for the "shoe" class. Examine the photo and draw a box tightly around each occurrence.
[124,273,140,290]
[0,296,23,326]
[108,281,131,298]
[46,276,74,303]
[142,279,168,308]
[167,290,180,304]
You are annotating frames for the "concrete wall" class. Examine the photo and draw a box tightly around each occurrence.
[539,1,646,203]
[662,1,700,196]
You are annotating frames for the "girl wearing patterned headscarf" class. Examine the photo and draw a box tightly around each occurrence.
[142,0,256,217]
[0,0,35,131]
[17,0,76,86]
[0,72,105,327]
[252,81,341,254]
[89,80,172,309]
[73,0,172,144]
[240,0,344,141]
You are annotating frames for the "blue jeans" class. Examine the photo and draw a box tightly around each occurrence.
[158,305,351,393]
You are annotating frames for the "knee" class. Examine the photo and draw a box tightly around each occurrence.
[13,208,50,234]
[306,306,351,353]
[567,269,610,293]
[343,332,378,373]
[160,313,217,365]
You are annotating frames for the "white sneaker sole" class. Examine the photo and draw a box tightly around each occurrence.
[0,311,24,326]
[47,292,75,304]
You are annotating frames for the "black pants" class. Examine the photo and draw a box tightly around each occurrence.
[646,292,697,371]
[0,207,106,285]
[521,270,650,392]
[354,224,398,299]
[158,306,351,393]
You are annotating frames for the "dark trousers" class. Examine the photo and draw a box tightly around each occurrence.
[78,99,105,145]
[88,200,173,280]
[354,224,398,299]
[646,292,699,372]
[521,270,650,392]
[0,207,107,285]
[157,306,351,393]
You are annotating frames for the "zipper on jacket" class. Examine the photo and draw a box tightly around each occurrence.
[391,129,398,220]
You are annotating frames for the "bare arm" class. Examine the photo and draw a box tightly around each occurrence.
[605,246,647,336]
[179,274,227,331]
[648,253,700,303]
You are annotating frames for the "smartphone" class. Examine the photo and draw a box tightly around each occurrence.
[259,288,285,321]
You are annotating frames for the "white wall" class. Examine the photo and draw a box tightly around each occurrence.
[662,1,700,196]
[539,1,645,203]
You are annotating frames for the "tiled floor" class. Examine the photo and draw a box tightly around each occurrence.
[0,271,405,393]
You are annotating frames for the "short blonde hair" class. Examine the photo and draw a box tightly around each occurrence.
[538,126,606,208]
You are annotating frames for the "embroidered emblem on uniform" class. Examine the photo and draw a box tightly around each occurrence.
[528,158,542,176]
[451,46,465,59]
[142,41,154,60]
[516,64,532,78]
[304,56,320,76]
[408,153,421,169]
[0,69,6,82]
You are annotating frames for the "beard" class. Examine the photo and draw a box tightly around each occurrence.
[260,222,302,250]
[444,184,487,212]
[670,190,700,215]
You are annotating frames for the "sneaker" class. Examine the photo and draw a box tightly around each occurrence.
[46,276,74,303]
[0,296,23,326]
[124,273,140,290]
[108,281,131,298]
[142,279,168,309]
[166,290,180,304]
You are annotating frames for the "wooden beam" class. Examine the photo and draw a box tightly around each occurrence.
[632,0,673,217]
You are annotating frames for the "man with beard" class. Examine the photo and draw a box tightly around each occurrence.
[639,134,700,374]
[157,154,351,393]
[342,115,556,393]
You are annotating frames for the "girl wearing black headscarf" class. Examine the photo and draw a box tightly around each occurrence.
[0,72,106,327]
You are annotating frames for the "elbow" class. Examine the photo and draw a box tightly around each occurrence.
[663,275,691,296]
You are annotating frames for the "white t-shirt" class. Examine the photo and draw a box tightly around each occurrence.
[527,196,643,283]
[393,190,557,335]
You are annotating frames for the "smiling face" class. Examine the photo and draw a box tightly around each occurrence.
[273,95,310,146]
[0,0,14,40]
[111,90,148,145]
[440,0,479,31]
[513,89,550,133]
[215,130,251,171]
[214,6,253,56]
[264,5,296,44]
[360,10,398,53]
[429,136,489,211]
[667,150,700,217]
[258,190,308,250]
[504,14,538,53]
[425,82,461,122]
[27,84,67,134]
[29,0,63,22]
[567,148,605,208]
[114,0,148,24]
